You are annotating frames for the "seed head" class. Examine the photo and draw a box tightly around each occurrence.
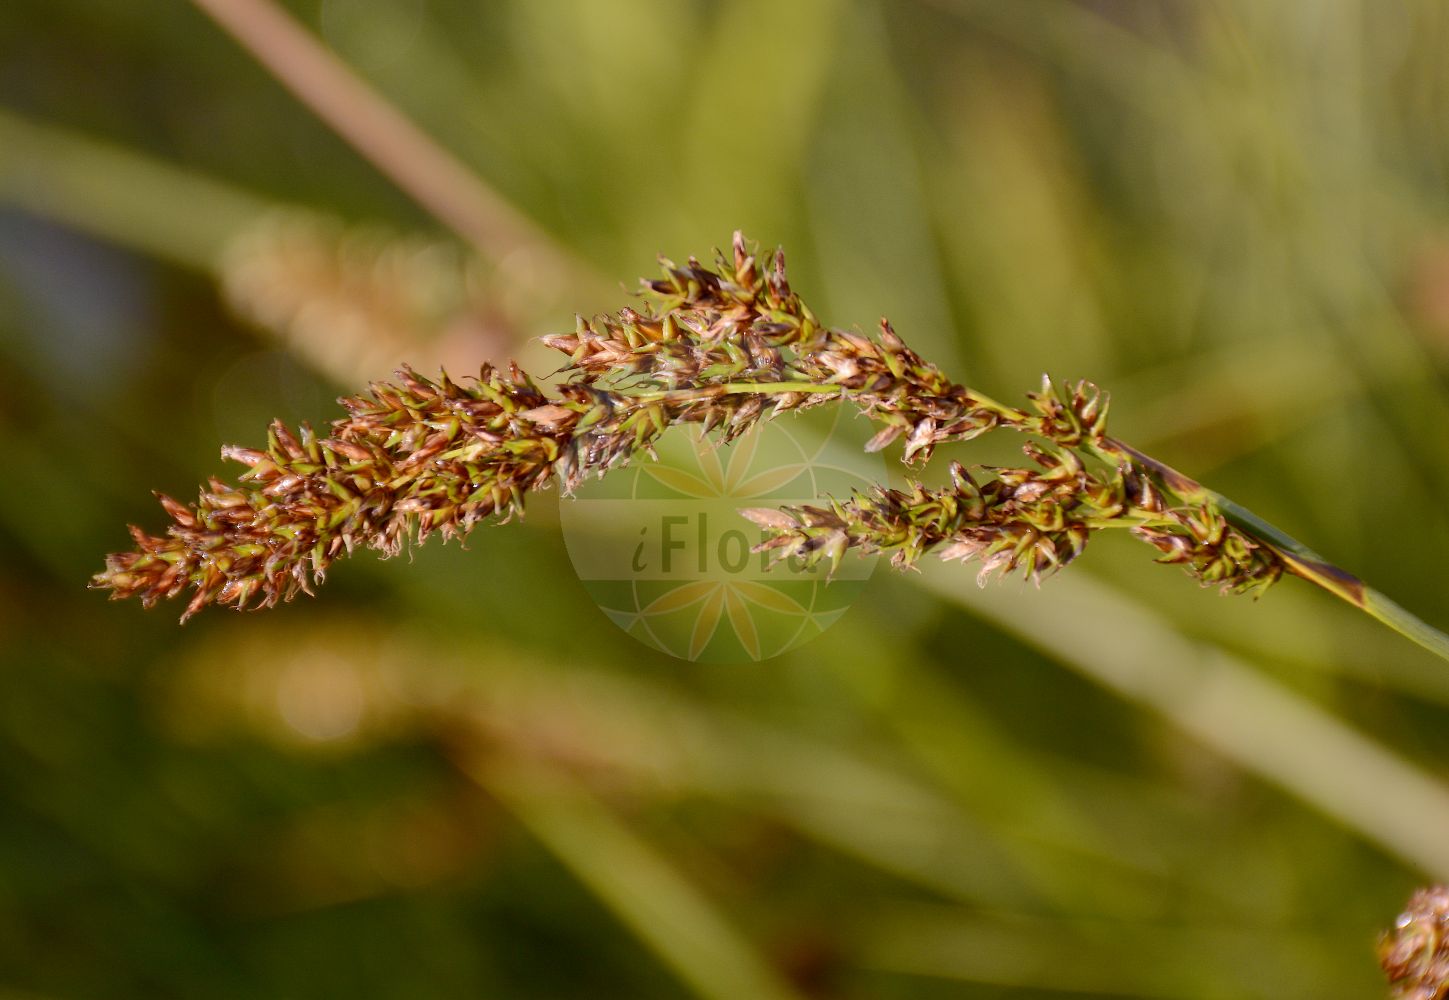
[95,231,1288,620]
[1381,885,1449,1000]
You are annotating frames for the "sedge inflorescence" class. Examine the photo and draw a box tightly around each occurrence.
[1381,885,1449,1000]
[93,232,1285,621]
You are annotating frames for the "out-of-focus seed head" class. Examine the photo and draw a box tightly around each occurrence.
[1381,885,1449,1000]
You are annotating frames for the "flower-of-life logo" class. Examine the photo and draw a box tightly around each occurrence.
[559,406,883,662]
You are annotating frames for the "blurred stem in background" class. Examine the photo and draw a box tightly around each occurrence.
[920,565,1449,875]
[186,0,605,302]
[0,106,264,269]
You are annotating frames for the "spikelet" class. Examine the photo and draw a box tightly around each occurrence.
[1381,885,1449,1000]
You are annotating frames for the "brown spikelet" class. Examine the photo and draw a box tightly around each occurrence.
[1381,885,1449,1000]
[96,363,560,620]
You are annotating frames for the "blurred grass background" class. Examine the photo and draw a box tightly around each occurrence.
[4,1,1449,997]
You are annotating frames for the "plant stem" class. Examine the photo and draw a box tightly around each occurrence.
[1099,438,1449,664]
[625,382,842,403]
[186,0,603,295]
[0,107,267,268]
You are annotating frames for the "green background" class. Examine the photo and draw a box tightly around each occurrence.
[3,1,1449,997]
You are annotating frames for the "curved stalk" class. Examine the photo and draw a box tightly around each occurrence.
[1096,438,1449,663]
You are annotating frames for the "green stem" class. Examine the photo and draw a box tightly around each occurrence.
[1100,438,1449,664]
[623,382,842,403]
[0,106,270,269]
[717,382,841,396]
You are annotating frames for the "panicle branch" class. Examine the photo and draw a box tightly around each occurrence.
[744,442,1281,597]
